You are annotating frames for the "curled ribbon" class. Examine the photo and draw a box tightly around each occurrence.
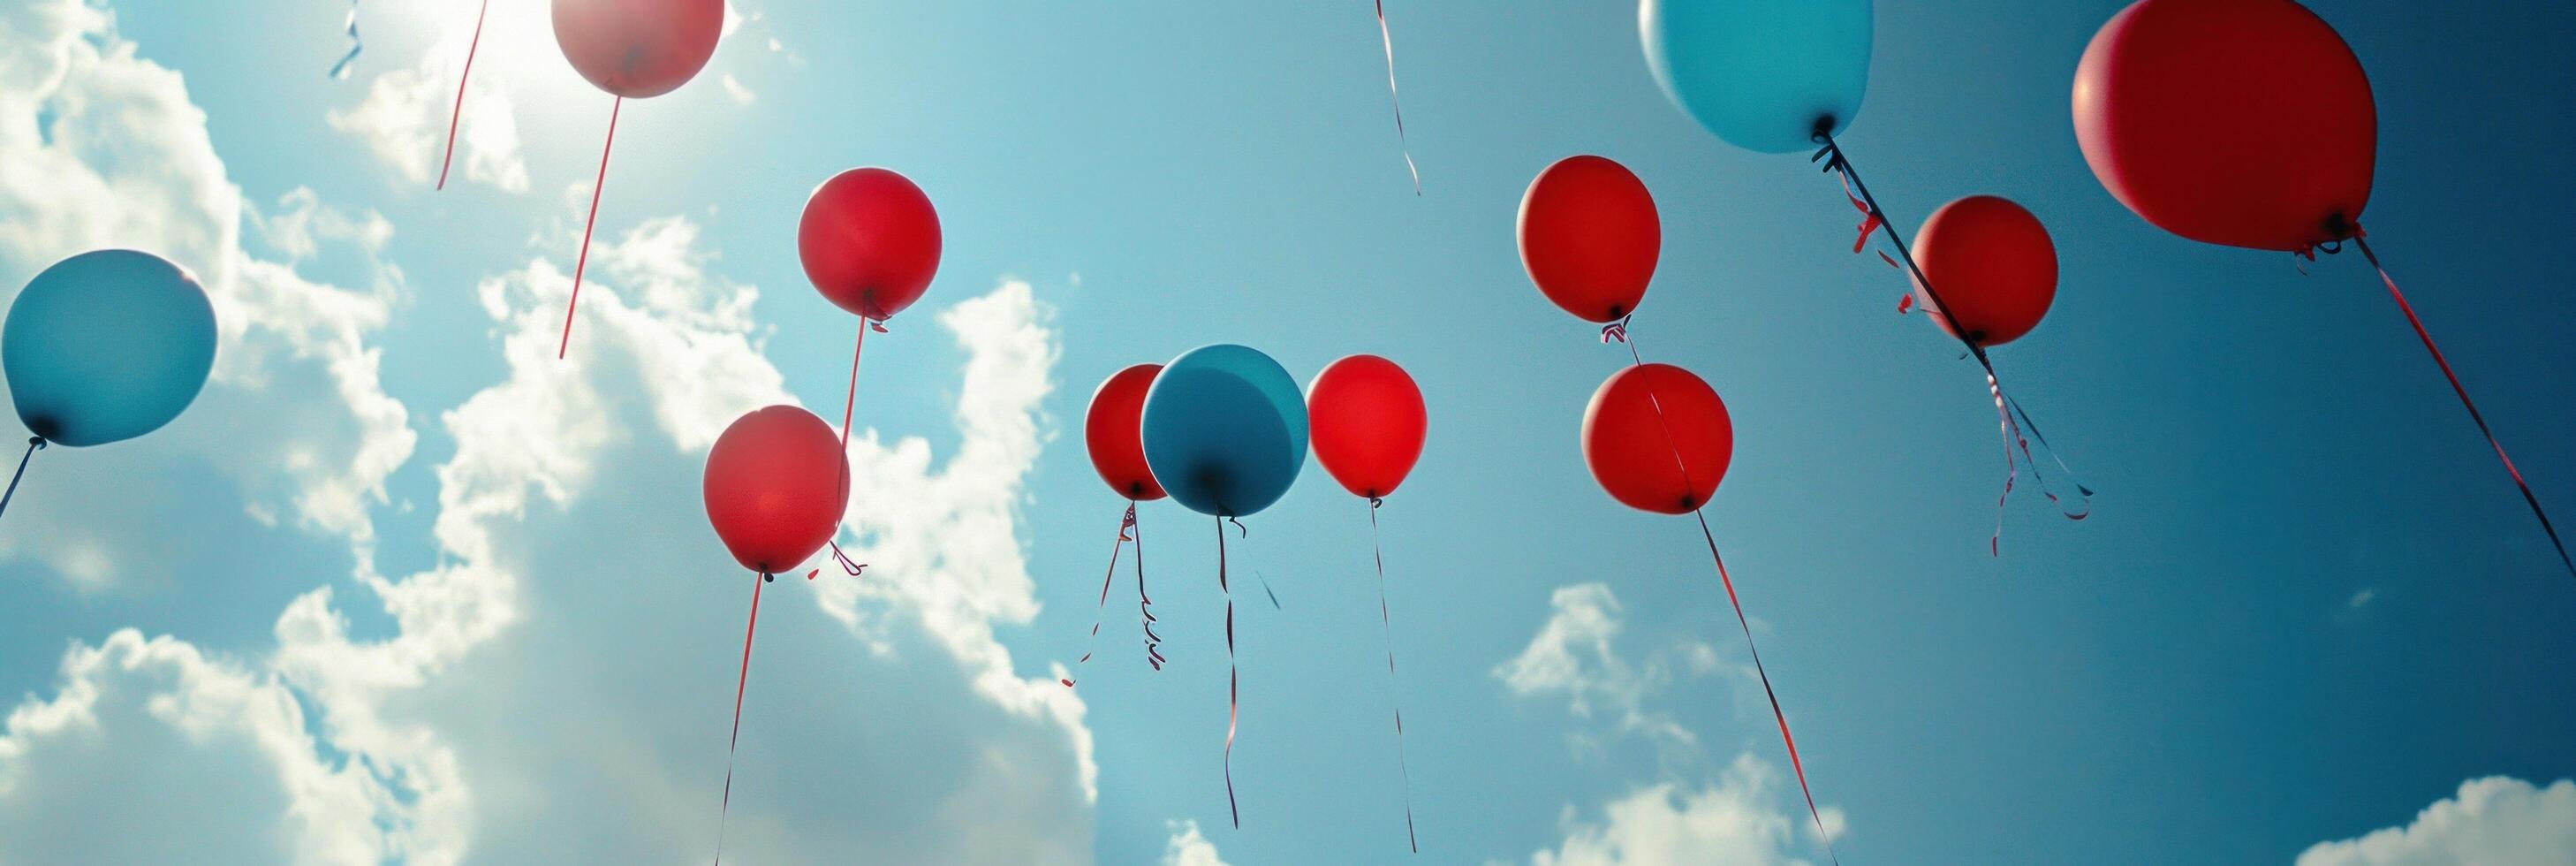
[328,0,362,80]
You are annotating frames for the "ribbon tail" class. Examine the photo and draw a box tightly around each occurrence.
[1135,506,1162,670]
[2356,235,2576,581]
[1374,0,1421,194]
[1693,512,1840,866]
[558,95,621,360]
[328,0,363,80]
[435,0,490,190]
[1216,517,1241,827]
[713,571,767,865]
[1063,504,1134,687]
[1368,502,1420,853]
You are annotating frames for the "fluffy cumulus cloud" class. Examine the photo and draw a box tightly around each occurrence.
[0,0,413,587]
[1495,583,1839,866]
[1163,819,1230,866]
[1520,756,1835,866]
[326,0,530,192]
[0,3,1095,862]
[1494,582,1718,748]
[2298,777,2576,866]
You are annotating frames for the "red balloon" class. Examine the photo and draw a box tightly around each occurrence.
[551,0,724,99]
[703,406,850,574]
[1519,156,1661,323]
[799,168,943,322]
[1912,195,2058,347]
[2073,0,2375,252]
[1307,354,1428,499]
[1582,363,1732,515]
[1085,364,1167,501]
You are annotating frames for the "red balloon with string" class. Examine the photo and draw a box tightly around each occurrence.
[1307,354,1428,500]
[2072,0,2575,579]
[698,404,847,860]
[1582,363,1731,515]
[1304,352,1429,849]
[1064,364,1170,689]
[1519,156,1661,324]
[548,0,724,359]
[1911,195,2058,347]
[798,168,943,477]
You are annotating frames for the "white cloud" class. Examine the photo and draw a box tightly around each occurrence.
[719,73,754,104]
[1163,819,1230,866]
[326,19,528,193]
[2298,777,2576,866]
[0,3,1094,861]
[1514,755,1838,866]
[1494,583,1715,747]
[1495,584,1841,866]
[0,0,414,587]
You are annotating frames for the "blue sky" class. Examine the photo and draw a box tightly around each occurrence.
[3,0,2574,863]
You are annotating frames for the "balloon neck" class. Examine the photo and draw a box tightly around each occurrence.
[2322,212,2356,241]
[23,416,57,442]
[761,571,774,583]
[1810,116,1837,144]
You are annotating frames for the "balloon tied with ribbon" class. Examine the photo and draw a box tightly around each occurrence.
[1309,354,1428,852]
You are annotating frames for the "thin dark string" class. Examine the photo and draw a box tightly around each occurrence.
[1374,0,1421,194]
[434,0,489,190]
[2352,234,2575,581]
[1367,498,1420,853]
[1217,515,1241,827]
[0,437,44,524]
[557,95,622,360]
[713,570,767,865]
[1062,503,1136,687]
[1693,511,1841,866]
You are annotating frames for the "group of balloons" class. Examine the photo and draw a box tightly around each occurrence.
[1504,0,2571,861]
[5,0,2564,861]
[694,163,942,859]
[1071,345,1429,845]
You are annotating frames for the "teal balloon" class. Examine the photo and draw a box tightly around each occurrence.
[4,249,217,447]
[1641,0,1875,154]
[1140,344,1307,519]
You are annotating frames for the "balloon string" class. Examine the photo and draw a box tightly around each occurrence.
[2352,233,2575,581]
[1374,0,1421,195]
[328,0,363,80]
[434,0,489,190]
[0,437,45,525]
[1063,503,1138,687]
[1217,515,1241,828]
[1815,135,2091,543]
[1692,510,1840,866]
[1367,498,1420,853]
[713,570,767,866]
[838,318,886,453]
[1138,506,1164,670]
[558,95,621,360]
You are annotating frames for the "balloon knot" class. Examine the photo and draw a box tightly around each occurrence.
[868,318,890,334]
[1227,516,1247,538]
[1119,503,1139,542]
[1368,496,1385,509]
[1599,316,1632,345]
[761,572,774,583]
[26,437,42,450]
